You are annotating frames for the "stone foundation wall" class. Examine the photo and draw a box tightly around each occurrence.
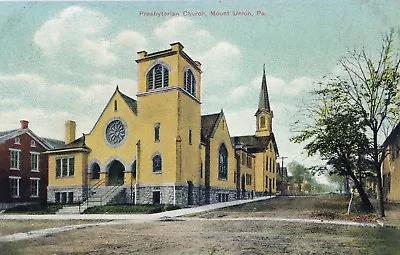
[125,184,237,206]
[47,186,84,203]
[208,187,237,204]
[49,184,249,207]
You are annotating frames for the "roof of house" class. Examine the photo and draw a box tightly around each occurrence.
[42,138,65,149]
[45,136,90,153]
[0,128,64,150]
[0,129,18,138]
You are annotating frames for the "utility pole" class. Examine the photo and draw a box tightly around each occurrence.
[278,156,288,176]
[277,156,288,194]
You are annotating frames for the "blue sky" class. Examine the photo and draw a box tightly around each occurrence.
[1,0,399,173]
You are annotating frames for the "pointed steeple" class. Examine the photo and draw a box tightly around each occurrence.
[257,64,271,113]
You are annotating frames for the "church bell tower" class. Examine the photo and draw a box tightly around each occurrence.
[255,65,273,137]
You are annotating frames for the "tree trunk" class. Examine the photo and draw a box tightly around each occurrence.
[349,171,375,213]
[373,132,385,217]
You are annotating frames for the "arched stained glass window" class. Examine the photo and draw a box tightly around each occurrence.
[152,154,162,173]
[218,144,228,180]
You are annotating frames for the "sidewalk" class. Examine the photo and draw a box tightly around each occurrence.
[0,196,275,242]
[0,196,275,221]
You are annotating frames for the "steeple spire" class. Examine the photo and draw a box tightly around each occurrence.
[257,64,271,114]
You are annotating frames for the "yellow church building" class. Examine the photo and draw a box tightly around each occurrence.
[45,43,279,206]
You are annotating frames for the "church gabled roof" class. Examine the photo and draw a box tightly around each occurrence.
[89,86,137,135]
[120,90,137,114]
[232,133,279,155]
[201,112,222,143]
[255,65,271,116]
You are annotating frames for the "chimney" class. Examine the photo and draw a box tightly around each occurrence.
[65,120,76,144]
[20,120,29,129]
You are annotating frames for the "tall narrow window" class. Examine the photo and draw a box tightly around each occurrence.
[10,149,21,170]
[147,64,169,90]
[184,69,196,96]
[218,144,228,180]
[152,154,162,173]
[154,124,160,142]
[189,129,192,145]
[9,177,20,198]
[114,100,118,111]
[30,178,40,197]
[92,163,100,179]
[132,160,137,178]
[200,162,203,179]
[31,152,40,172]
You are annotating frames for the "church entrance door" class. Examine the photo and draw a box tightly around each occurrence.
[108,160,125,186]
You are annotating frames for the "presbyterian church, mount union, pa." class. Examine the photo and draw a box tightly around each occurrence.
[45,42,279,207]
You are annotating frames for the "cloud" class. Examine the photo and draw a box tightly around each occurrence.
[154,17,213,51]
[34,6,110,57]
[0,73,137,135]
[197,41,242,94]
[116,30,147,52]
[34,6,147,68]
[79,39,118,66]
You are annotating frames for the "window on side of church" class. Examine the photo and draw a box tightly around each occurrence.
[131,160,137,178]
[260,116,265,128]
[152,155,162,173]
[147,64,169,91]
[184,69,196,97]
[114,100,118,111]
[55,157,75,177]
[218,143,228,180]
[92,163,100,180]
[154,123,160,142]
[189,129,192,145]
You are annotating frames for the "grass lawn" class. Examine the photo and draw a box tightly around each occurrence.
[3,204,63,215]
[199,194,378,223]
[83,204,181,214]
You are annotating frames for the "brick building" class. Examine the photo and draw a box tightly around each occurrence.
[0,120,63,209]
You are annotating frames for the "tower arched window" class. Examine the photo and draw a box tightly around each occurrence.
[184,69,196,96]
[147,64,169,91]
[218,144,228,180]
[152,154,162,173]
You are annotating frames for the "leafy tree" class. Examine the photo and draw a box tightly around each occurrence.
[328,173,348,194]
[292,94,375,211]
[288,161,316,193]
[292,30,400,216]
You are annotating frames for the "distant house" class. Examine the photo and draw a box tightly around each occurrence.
[381,121,400,202]
[0,120,64,209]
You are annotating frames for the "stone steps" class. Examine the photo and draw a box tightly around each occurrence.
[55,186,126,214]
